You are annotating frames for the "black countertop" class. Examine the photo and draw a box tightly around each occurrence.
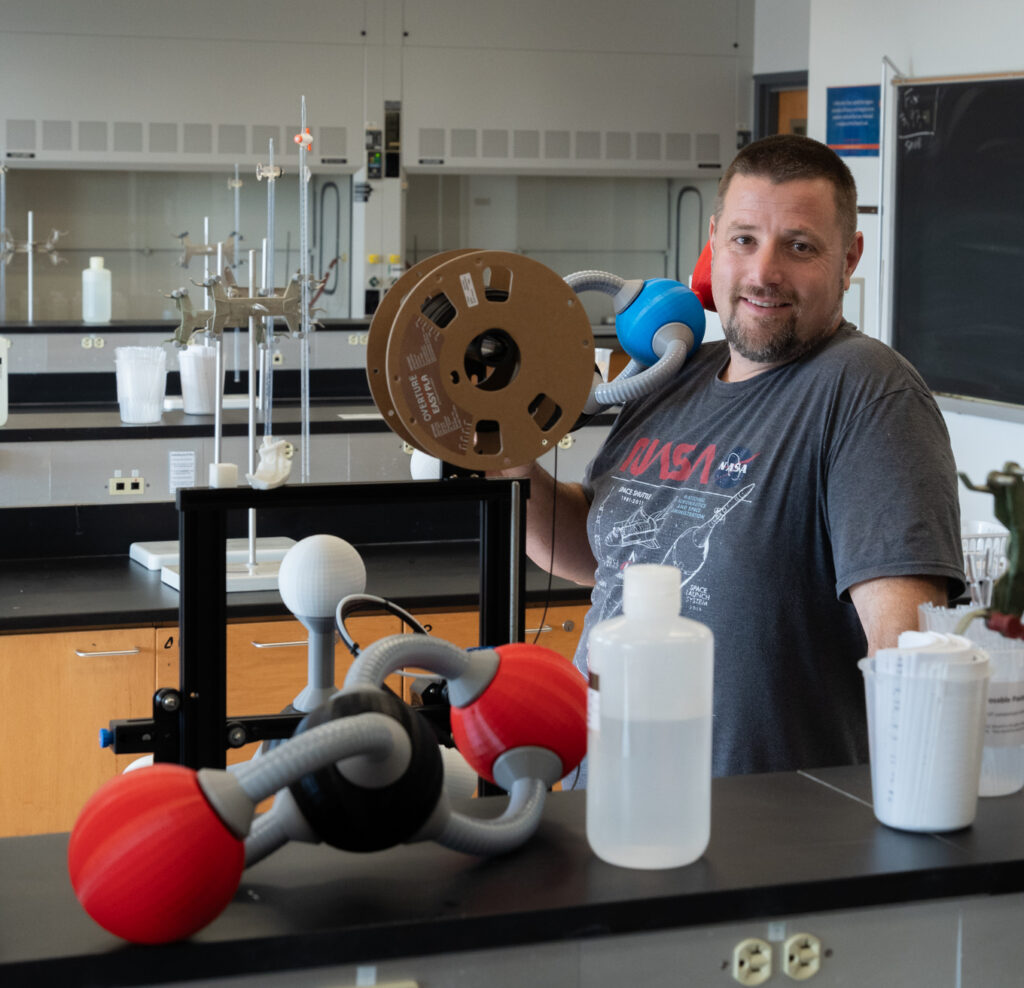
[0,541,588,634]
[2,764,1024,986]
[0,400,393,442]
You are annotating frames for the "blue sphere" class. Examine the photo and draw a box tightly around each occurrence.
[615,279,706,367]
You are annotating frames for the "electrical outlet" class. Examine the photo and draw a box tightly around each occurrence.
[732,938,771,985]
[783,933,822,980]
[108,476,146,495]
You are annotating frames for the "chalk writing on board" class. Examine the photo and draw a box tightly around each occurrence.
[896,87,938,152]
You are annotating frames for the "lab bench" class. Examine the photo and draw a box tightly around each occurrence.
[3,766,1024,986]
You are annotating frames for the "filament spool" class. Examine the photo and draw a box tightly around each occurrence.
[368,250,594,471]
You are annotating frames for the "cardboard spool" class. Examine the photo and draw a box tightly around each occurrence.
[367,250,595,471]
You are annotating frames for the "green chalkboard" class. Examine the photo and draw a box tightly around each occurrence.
[891,75,1024,407]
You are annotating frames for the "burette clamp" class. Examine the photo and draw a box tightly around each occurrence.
[256,163,283,182]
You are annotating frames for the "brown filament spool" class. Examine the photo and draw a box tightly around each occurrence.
[367,250,594,470]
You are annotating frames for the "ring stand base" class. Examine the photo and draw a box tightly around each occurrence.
[131,536,296,572]
[161,558,283,592]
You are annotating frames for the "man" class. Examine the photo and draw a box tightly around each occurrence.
[508,134,965,778]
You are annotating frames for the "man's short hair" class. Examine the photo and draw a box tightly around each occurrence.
[713,134,858,245]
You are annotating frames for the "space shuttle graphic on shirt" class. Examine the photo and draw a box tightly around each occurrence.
[605,505,672,549]
[661,482,755,586]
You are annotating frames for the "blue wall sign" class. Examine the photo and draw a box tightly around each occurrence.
[827,85,881,157]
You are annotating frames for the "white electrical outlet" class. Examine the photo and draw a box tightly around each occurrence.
[783,932,822,980]
[108,475,146,495]
[732,937,772,986]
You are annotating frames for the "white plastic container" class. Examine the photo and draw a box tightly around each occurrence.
[920,603,1024,796]
[586,564,714,869]
[82,256,112,323]
[177,344,219,415]
[860,632,989,832]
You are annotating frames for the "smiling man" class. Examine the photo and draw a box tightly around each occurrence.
[510,134,966,779]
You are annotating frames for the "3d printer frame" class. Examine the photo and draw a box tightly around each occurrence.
[108,478,527,769]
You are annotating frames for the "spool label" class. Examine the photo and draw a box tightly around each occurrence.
[985,680,1024,746]
[459,272,479,308]
[400,314,473,456]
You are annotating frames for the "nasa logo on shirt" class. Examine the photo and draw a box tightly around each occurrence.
[714,446,758,489]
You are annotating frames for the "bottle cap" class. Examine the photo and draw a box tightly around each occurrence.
[623,564,681,617]
[89,256,105,269]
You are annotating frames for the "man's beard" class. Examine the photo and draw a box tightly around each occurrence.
[721,285,844,366]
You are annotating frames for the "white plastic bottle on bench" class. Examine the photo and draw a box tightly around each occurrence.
[82,256,112,323]
[586,564,714,869]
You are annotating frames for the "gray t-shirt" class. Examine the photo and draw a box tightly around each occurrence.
[575,323,965,778]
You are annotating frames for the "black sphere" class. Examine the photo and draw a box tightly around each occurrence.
[287,689,444,852]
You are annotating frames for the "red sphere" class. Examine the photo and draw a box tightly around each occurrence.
[450,643,587,783]
[68,764,245,944]
[690,239,716,312]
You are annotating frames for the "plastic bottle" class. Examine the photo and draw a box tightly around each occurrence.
[82,256,112,323]
[585,563,714,869]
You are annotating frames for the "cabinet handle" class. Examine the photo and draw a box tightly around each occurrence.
[74,647,142,658]
[251,639,308,648]
[525,619,576,635]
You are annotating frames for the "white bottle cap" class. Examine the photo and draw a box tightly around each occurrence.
[89,256,105,269]
[623,563,681,617]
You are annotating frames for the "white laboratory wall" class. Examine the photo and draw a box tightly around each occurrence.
[403,173,721,327]
[1,0,753,179]
[0,0,366,171]
[400,0,754,178]
[753,0,810,75]
[807,0,1024,527]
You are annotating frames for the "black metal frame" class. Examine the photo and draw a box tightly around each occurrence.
[110,478,527,769]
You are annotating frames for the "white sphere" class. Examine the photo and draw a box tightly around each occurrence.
[410,448,443,480]
[278,534,366,619]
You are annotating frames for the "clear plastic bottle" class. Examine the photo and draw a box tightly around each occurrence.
[82,256,112,323]
[586,564,714,869]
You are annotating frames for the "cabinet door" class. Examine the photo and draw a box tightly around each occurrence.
[406,604,588,659]
[407,608,480,648]
[157,615,404,765]
[0,627,156,837]
[524,603,588,662]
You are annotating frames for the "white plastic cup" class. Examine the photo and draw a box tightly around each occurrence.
[860,647,989,832]
[177,345,219,415]
[114,346,167,424]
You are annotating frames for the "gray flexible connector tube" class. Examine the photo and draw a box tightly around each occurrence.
[342,633,471,689]
[582,358,644,415]
[563,269,626,295]
[591,335,690,406]
[245,800,295,865]
[432,777,548,856]
[232,712,399,804]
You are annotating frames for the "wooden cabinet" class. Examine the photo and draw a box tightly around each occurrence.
[158,614,406,764]
[406,603,588,660]
[0,627,157,838]
[0,601,589,838]
[524,603,588,662]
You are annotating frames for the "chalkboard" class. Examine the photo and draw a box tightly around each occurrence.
[891,75,1024,408]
